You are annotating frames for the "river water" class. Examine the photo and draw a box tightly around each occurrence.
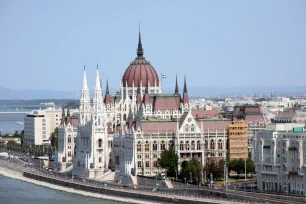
[0,175,126,204]
[0,108,25,135]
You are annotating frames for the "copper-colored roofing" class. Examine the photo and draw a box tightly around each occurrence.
[245,107,261,114]
[183,92,189,104]
[192,110,219,118]
[105,94,112,104]
[154,95,181,110]
[245,115,265,127]
[122,58,159,88]
[140,121,177,134]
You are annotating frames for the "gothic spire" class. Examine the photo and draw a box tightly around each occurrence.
[106,79,109,95]
[183,74,187,93]
[67,108,70,117]
[95,64,101,90]
[175,74,179,94]
[137,27,144,57]
[82,65,89,90]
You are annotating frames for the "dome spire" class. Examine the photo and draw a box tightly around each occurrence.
[175,74,179,94]
[137,23,144,58]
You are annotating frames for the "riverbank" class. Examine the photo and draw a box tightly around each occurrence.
[0,162,161,204]
[0,159,243,204]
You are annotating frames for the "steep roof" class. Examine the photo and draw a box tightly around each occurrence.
[153,95,181,111]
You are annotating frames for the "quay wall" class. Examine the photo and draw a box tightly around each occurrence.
[23,172,217,204]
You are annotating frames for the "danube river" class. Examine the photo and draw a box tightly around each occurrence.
[0,108,25,134]
[0,175,127,204]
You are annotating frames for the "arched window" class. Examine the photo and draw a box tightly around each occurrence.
[161,141,166,151]
[68,151,71,157]
[145,141,150,151]
[123,114,126,121]
[180,141,184,150]
[98,117,101,126]
[197,141,201,150]
[210,139,215,149]
[98,139,102,148]
[99,157,102,163]
[185,124,189,132]
[186,141,190,150]
[137,161,142,168]
[205,140,208,149]
[218,139,223,149]
[68,136,71,143]
[137,141,142,152]
[153,161,158,168]
[191,124,195,132]
[153,141,157,151]
[191,141,195,150]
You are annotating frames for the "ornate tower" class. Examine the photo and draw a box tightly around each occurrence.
[79,66,91,125]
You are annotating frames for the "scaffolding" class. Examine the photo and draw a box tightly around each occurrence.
[228,120,248,160]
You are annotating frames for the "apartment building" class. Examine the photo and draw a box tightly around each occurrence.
[254,123,306,195]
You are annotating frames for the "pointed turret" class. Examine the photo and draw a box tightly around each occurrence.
[175,74,179,95]
[105,79,111,105]
[79,65,91,125]
[136,78,142,106]
[143,78,150,105]
[106,79,109,95]
[137,28,144,58]
[182,74,189,105]
[67,108,70,117]
[95,64,102,90]
[82,65,89,91]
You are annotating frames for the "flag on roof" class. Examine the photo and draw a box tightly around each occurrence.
[161,74,166,78]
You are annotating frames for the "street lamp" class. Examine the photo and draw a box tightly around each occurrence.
[175,170,177,181]
[184,178,187,185]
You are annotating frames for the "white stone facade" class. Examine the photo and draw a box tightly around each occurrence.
[73,68,109,179]
[113,111,230,178]
[254,124,306,195]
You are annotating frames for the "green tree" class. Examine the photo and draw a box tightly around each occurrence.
[246,158,255,176]
[50,127,59,148]
[181,159,202,183]
[228,159,245,178]
[157,147,179,177]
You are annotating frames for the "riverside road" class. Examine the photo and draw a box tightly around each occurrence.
[0,154,305,204]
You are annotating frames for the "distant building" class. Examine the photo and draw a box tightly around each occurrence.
[254,123,306,195]
[24,107,77,146]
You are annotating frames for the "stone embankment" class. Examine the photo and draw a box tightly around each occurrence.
[0,159,242,204]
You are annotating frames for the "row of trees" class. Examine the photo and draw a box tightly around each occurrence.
[157,147,255,184]
[5,128,58,158]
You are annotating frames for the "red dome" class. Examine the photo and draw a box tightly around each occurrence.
[122,57,159,88]
[122,31,160,88]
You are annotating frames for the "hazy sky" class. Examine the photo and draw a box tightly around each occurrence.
[1,1,306,92]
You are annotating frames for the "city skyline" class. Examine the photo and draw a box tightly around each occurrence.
[1,1,306,92]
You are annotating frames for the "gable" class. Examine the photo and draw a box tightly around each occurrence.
[179,111,201,133]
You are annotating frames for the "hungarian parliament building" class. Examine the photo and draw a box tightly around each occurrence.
[56,31,232,182]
